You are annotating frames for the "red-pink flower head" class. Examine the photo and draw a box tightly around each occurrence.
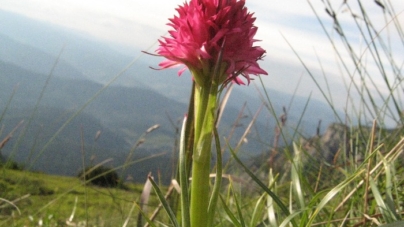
[156,0,267,85]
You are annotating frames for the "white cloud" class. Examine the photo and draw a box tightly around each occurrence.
[1,0,403,114]
[0,0,183,48]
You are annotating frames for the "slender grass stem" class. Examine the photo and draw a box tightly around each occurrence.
[179,116,190,227]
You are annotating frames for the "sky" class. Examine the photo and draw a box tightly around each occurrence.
[1,0,404,121]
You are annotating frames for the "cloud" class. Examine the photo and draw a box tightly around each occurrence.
[250,0,404,108]
[0,0,184,49]
[1,0,403,114]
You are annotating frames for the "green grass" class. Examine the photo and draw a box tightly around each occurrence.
[0,168,149,226]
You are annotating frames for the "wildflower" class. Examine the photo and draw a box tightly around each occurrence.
[156,0,267,85]
[152,1,267,227]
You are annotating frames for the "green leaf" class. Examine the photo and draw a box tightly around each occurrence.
[219,195,242,227]
[232,187,246,227]
[207,127,223,227]
[148,175,180,227]
[267,169,278,227]
[179,116,190,227]
[306,168,365,226]
[228,144,297,227]
[250,194,267,227]
[381,155,400,221]
[133,201,158,227]
[369,178,397,223]
[279,211,304,227]
[292,143,305,209]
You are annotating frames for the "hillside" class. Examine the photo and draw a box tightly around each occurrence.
[0,61,262,182]
[0,168,149,226]
[0,61,184,182]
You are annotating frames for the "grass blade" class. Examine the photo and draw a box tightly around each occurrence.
[136,177,153,227]
[179,116,190,227]
[250,193,266,227]
[228,144,297,227]
[219,194,242,227]
[369,178,397,223]
[207,127,223,227]
[267,169,278,227]
[232,185,246,227]
[292,143,305,210]
[148,175,180,227]
[306,168,365,226]
[134,201,158,227]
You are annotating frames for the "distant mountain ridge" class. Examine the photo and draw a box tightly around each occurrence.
[0,60,186,145]
[0,60,257,182]
[0,60,187,181]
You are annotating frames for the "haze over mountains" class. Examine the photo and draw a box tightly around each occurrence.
[0,9,341,182]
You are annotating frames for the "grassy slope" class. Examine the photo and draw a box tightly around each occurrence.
[0,168,155,226]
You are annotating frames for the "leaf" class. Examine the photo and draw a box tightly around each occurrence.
[207,127,223,227]
[267,169,278,227]
[369,178,397,223]
[228,144,297,227]
[179,116,190,227]
[148,175,180,227]
[133,201,158,227]
[292,143,305,209]
[219,195,242,227]
[250,194,267,227]
[306,168,365,226]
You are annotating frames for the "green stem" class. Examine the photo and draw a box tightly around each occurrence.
[190,157,211,227]
[190,81,218,227]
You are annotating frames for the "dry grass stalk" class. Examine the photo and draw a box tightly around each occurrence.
[0,120,24,149]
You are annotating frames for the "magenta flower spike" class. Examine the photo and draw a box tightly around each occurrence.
[153,1,266,226]
[156,0,267,85]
